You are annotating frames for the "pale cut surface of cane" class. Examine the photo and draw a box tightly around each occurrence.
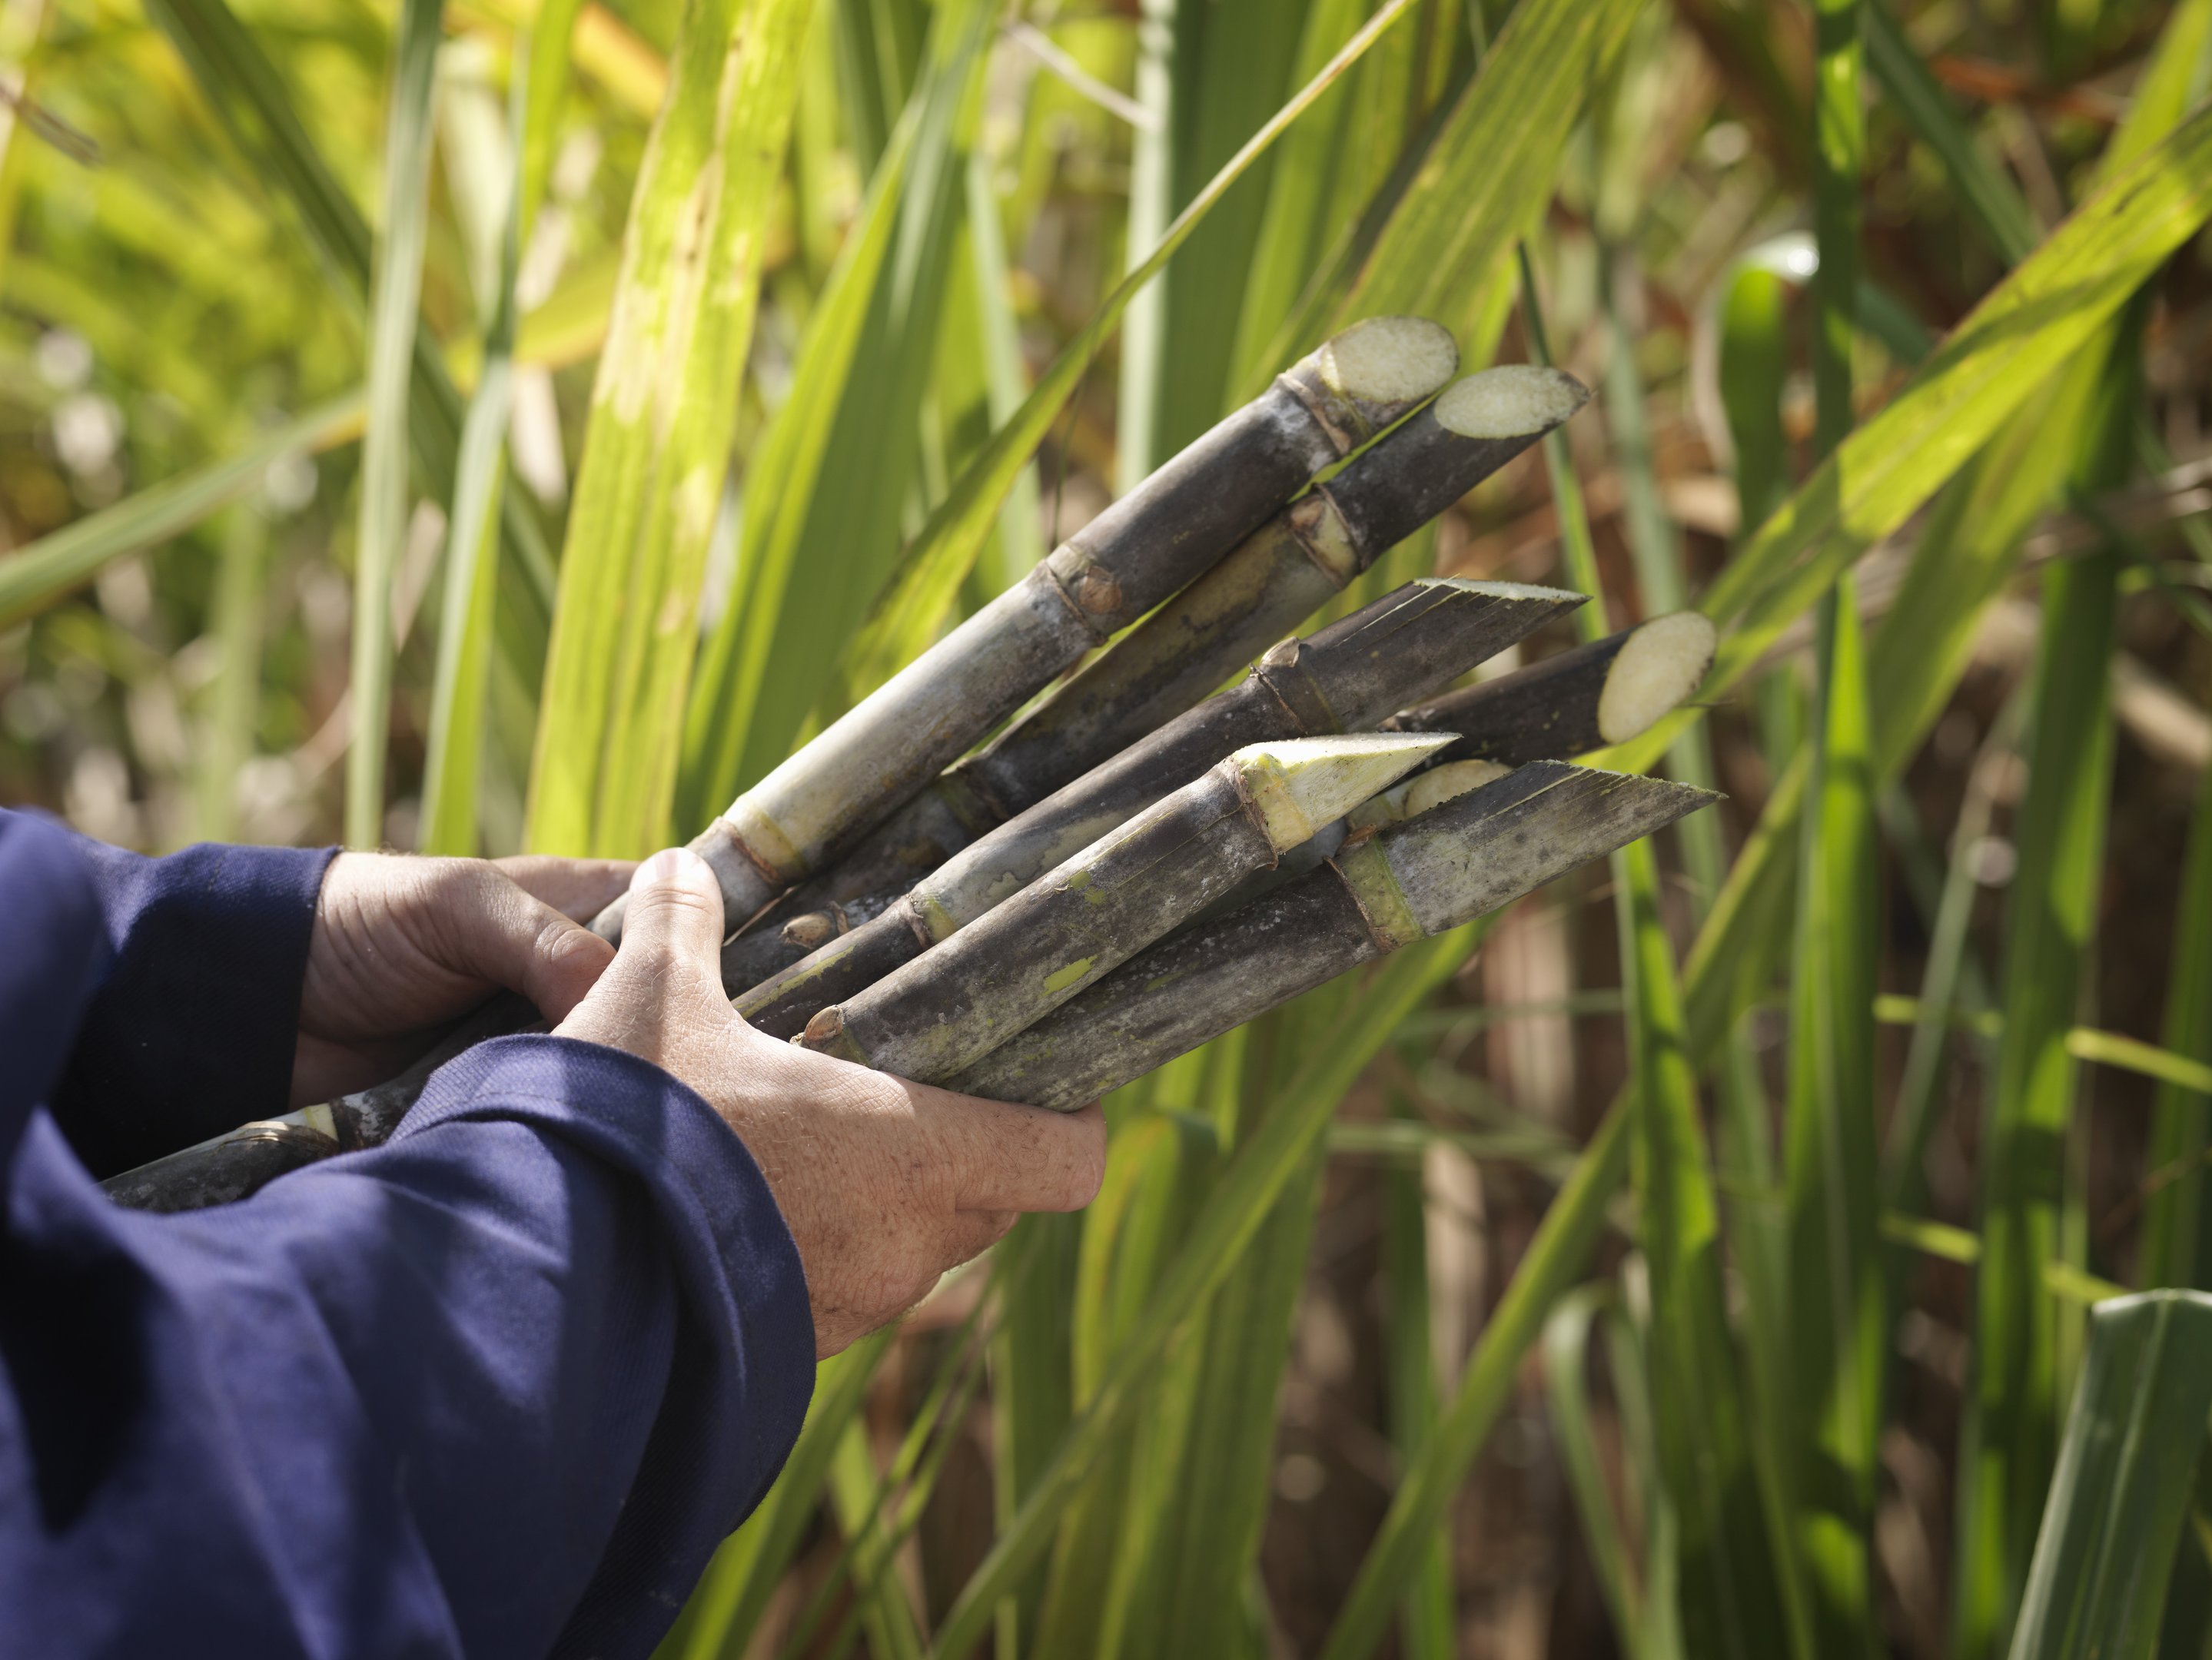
[945,762,1715,1111]
[595,315,1459,945]
[718,366,1592,992]
[794,733,1453,1084]
[1383,610,1716,765]
[734,576,1583,1037]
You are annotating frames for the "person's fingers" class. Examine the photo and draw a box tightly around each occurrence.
[495,855,638,922]
[922,1093,1108,1215]
[436,866,616,1026]
[606,847,727,992]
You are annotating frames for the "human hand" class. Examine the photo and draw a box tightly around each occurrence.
[294,852,636,1106]
[556,848,1108,1358]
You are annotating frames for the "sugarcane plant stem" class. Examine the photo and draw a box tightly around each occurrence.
[1380,610,1717,765]
[945,762,1718,1111]
[795,734,1452,1083]
[719,365,1591,991]
[594,315,1460,945]
[734,576,1583,1038]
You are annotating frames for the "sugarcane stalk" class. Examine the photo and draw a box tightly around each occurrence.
[944,762,1718,1111]
[719,365,1591,991]
[735,576,1583,1038]
[594,314,1460,945]
[101,992,538,1213]
[794,734,1453,1084]
[1380,610,1716,765]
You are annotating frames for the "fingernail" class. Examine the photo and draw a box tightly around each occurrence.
[633,847,699,889]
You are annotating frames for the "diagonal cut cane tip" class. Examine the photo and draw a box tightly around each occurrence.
[1232,732,1457,851]
[1597,610,1718,744]
[1434,364,1592,439]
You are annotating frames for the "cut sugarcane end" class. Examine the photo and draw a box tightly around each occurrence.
[1234,732,1455,852]
[1596,611,1718,744]
[1427,575,1586,604]
[1403,758,1513,818]
[1317,317,1459,409]
[1434,366,1592,439]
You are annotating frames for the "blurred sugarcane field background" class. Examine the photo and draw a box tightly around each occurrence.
[5,0,2212,1649]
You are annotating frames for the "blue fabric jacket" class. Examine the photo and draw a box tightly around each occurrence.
[0,808,815,1658]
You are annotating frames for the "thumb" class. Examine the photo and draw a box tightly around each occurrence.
[609,846,728,991]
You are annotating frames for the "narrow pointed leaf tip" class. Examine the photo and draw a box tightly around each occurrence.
[1236,733,1458,850]
[1596,610,1717,744]
[1316,316,1460,415]
[1434,365,1591,439]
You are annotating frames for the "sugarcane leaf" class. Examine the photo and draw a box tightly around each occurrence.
[1031,1107,1219,1660]
[1380,1087,1456,1660]
[1616,834,1787,1659]
[823,0,1426,698]
[1782,584,1885,1658]
[422,2,580,855]
[143,0,556,643]
[1597,101,2212,785]
[523,0,815,858]
[1545,1284,1682,1659]
[2141,762,2212,1288]
[1862,0,2037,266]
[1258,0,1646,379]
[930,920,1482,1660]
[1320,1088,1631,1660]
[2007,1292,2212,1660]
[344,0,443,849]
[1958,542,2126,1659]
[0,393,360,632]
[1131,0,1316,473]
[663,1327,896,1660]
[676,0,992,829]
[1227,0,1420,400]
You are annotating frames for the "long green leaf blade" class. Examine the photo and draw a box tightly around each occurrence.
[2007,1292,2212,1660]
[525,0,815,857]
[346,0,443,848]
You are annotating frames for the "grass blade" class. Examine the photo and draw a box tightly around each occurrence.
[677,0,992,822]
[1622,831,1785,1659]
[665,1330,895,1659]
[1601,102,2212,782]
[2007,1292,2212,1660]
[1954,378,2134,1660]
[524,0,814,857]
[1320,1091,1630,1660]
[421,2,583,855]
[144,0,556,651]
[2141,760,2212,1289]
[930,921,1482,1660]
[0,393,360,632]
[825,0,1427,683]
[1260,0,1645,377]
[1861,0,2037,265]
[1382,1090,1454,1660]
[344,0,443,848]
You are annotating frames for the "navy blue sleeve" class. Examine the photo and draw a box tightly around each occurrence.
[35,810,336,1178]
[0,812,819,1659]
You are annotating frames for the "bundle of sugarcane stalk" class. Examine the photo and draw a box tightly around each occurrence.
[105,324,1723,1213]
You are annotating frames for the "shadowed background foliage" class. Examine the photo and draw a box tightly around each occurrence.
[2,0,2211,1654]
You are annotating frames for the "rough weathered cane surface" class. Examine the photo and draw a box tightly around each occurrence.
[718,366,1589,994]
[1382,610,1716,765]
[946,762,1715,1110]
[597,315,1460,945]
[794,734,1449,1083]
[734,577,1582,1038]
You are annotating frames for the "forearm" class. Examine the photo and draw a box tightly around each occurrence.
[43,818,334,1176]
[1,1035,812,1660]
